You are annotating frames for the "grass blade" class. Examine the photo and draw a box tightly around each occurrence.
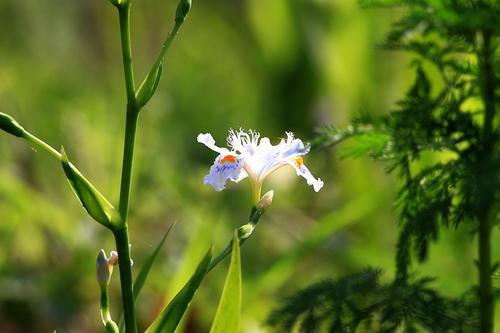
[145,247,213,333]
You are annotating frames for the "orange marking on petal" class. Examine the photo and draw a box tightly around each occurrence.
[220,154,237,164]
[295,157,304,167]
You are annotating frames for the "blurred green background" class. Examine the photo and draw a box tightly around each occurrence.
[0,0,497,332]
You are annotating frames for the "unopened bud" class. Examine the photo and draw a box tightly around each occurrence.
[0,112,26,138]
[108,251,119,265]
[237,224,254,239]
[256,190,274,211]
[96,249,119,289]
[175,0,192,23]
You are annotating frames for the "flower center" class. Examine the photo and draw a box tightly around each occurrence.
[220,154,237,164]
[294,157,304,167]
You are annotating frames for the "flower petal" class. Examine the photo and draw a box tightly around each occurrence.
[288,160,324,192]
[204,154,247,191]
[197,133,229,154]
[257,132,309,181]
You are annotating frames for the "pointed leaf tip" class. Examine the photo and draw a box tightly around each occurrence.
[60,147,121,229]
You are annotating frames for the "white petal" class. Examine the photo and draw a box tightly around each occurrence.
[197,133,228,154]
[288,160,324,192]
[257,132,309,180]
[204,154,247,191]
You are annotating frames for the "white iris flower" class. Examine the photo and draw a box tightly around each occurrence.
[197,129,323,203]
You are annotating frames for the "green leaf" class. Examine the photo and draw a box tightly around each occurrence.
[119,223,176,332]
[209,231,242,333]
[60,148,121,228]
[135,61,163,109]
[134,222,175,299]
[145,247,213,333]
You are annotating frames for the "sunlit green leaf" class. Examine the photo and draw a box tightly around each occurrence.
[209,231,241,333]
[60,148,121,228]
[145,247,213,333]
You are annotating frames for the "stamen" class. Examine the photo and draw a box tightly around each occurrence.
[294,157,304,167]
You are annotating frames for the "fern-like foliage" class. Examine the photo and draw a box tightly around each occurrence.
[312,0,499,280]
[269,0,498,331]
[267,268,478,332]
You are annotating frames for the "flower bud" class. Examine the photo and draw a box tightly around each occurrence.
[237,224,254,240]
[256,190,274,211]
[175,0,192,24]
[108,251,119,266]
[0,112,26,137]
[96,249,119,289]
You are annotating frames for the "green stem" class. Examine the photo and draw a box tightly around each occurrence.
[116,4,139,333]
[478,30,496,333]
[119,110,139,219]
[114,226,137,333]
[100,287,119,333]
[118,5,136,104]
[24,131,61,160]
[153,22,182,69]
[208,207,263,272]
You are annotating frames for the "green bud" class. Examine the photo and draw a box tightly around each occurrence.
[175,0,192,23]
[237,223,254,240]
[105,321,119,333]
[0,112,26,137]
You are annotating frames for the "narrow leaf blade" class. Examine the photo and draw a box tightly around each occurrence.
[119,223,176,332]
[61,148,120,227]
[209,232,241,333]
[134,222,176,299]
[145,247,213,333]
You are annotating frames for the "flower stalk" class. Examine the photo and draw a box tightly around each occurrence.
[97,250,120,333]
[208,191,273,272]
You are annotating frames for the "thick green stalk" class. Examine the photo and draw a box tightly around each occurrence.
[478,30,496,333]
[116,3,139,333]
